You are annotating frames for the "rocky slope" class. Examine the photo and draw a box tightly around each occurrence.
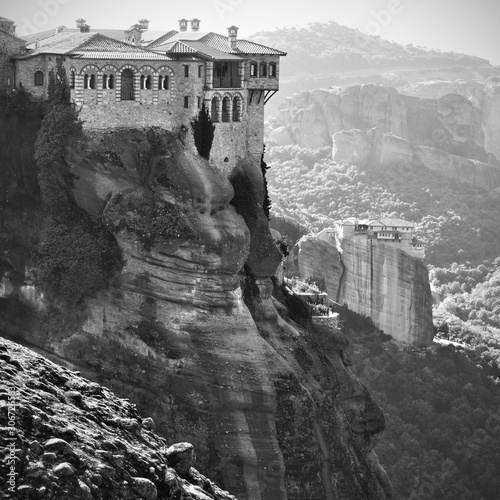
[268,83,500,192]
[297,233,433,346]
[0,336,236,500]
[0,126,392,500]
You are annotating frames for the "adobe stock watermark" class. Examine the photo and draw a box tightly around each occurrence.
[354,0,413,49]
[213,0,245,20]
[5,382,19,494]
[18,0,72,37]
[408,408,500,499]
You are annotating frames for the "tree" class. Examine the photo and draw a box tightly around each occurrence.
[191,103,215,160]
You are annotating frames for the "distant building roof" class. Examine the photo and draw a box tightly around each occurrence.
[379,218,415,228]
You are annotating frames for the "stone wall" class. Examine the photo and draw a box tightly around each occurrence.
[0,32,24,91]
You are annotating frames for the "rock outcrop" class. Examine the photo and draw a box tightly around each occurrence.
[1,127,392,500]
[297,233,433,346]
[272,84,500,191]
[332,127,500,192]
[0,336,236,500]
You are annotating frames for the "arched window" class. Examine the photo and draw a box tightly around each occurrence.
[34,70,44,86]
[222,97,230,122]
[269,62,277,77]
[102,74,114,89]
[84,74,96,89]
[141,74,152,89]
[249,61,258,77]
[232,96,241,122]
[158,75,170,90]
[211,97,219,122]
[259,62,267,77]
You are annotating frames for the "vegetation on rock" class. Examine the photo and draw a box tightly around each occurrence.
[34,58,121,308]
[191,103,215,160]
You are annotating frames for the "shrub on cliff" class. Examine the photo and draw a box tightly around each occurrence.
[34,58,121,307]
[191,103,215,160]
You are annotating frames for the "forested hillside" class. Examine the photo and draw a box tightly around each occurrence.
[265,141,500,499]
[265,144,500,266]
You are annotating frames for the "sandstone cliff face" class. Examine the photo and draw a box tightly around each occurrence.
[297,234,433,346]
[272,84,500,191]
[2,127,391,500]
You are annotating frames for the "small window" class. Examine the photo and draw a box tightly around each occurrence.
[34,70,44,86]
[198,65,203,78]
[84,74,96,89]
[141,75,151,89]
[222,97,230,122]
[184,96,189,108]
[232,96,241,121]
[269,62,277,77]
[158,75,169,90]
[259,62,267,77]
[70,70,75,88]
[197,96,202,109]
[250,62,257,77]
[184,65,189,77]
[102,74,114,89]
[211,98,219,122]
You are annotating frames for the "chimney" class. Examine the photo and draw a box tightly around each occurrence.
[178,19,188,32]
[190,19,200,31]
[82,24,91,33]
[227,25,238,49]
[56,25,65,33]
[138,19,150,30]
[75,18,86,30]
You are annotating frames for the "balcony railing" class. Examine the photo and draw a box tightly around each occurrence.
[213,77,241,89]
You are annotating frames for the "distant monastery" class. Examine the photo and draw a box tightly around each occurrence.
[0,16,286,166]
[318,217,426,259]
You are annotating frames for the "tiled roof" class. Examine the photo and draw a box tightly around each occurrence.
[154,40,198,54]
[233,39,286,55]
[146,30,179,48]
[17,32,172,60]
[148,30,286,57]
[180,41,243,60]
[22,29,62,44]
[26,32,95,54]
[68,34,173,60]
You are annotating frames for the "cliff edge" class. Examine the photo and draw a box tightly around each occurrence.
[1,125,392,500]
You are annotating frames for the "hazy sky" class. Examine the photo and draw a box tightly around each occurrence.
[4,0,500,64]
